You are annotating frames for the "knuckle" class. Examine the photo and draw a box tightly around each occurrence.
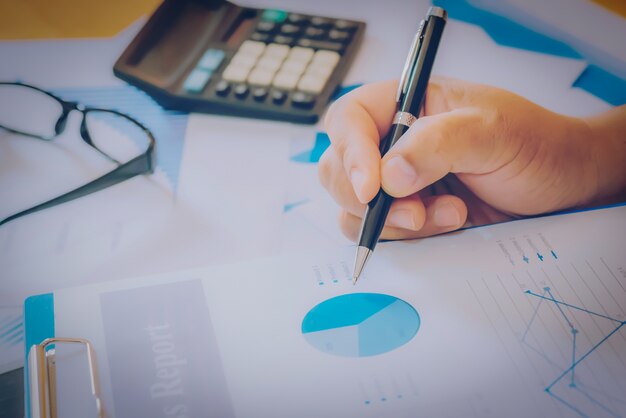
[484,105,509,139]
[418,119,445,156]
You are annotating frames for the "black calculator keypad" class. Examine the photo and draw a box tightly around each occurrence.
[310,16,334,28]
[174,9,364,122]
[209,40,342,100]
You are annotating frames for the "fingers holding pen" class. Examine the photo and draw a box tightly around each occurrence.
[381,107,503,198]
[319,146,429,231]
[338,193,468,241]
[323,80,399,203]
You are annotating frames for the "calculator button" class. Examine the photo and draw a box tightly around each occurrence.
[250,32,271,43]
[297,74,327,93]
[214,80,231,96]
[256,20,277,33]
[239,40,266,57]
[248,68,275,86]
[288,47,314,63]
[252,87,269,101]
[311,50,340,67]
[183,69,212,93]
[334,20,358,32]
[328,29,351,43]
[304,63,333,79]
[256,56,282,72]
[264,44,290,60]
[261,9,288,23]
[273,35,296,46]
[287,13,309,25]
[222,65,252,83]
[234,84,249,98]
[271,90,287,104]
[304,27,326,40]
[230,52,258,69]
[297,39,344,53]
[280,24,301,35]
[281,59,307,76]
[291,91,316,108]
[198,49,225,71]
[273,71,300,89]
[310,16,333,28]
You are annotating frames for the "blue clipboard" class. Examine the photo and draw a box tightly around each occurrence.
[24,293,103,418]
[24,293,54,418]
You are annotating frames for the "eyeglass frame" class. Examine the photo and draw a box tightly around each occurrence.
[0,81,157,227]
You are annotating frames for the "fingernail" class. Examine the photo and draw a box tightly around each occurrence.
[388,209,416,230]
[383,156,418,193]
[434,202,460,227]
[350,169,367,202]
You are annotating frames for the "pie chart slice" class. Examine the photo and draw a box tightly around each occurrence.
[302,293,420,357]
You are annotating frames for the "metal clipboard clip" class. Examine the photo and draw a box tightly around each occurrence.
[28,338,104,418]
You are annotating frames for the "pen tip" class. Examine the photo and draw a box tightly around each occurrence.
[352,246,372,285]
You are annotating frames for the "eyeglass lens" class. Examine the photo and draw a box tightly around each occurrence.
[0,84,64,139]
[83,110,154,165]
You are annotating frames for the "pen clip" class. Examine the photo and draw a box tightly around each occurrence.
[396,19,426,103]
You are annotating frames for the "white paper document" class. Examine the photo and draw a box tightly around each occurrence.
[46,205,626,418]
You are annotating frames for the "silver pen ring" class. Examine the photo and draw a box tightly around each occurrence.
[393,111,417,127]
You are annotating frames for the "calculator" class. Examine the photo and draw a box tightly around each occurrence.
[113,0,366,124]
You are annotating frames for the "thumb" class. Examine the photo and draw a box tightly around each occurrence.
[380,107,507,197]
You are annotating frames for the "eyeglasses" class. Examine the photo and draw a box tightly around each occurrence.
[0,81,156,226]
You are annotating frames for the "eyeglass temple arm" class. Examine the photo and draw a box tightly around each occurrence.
[0,154,153,227]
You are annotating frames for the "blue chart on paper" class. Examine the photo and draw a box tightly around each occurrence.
[433,0,626,105]
[302,293,420,357]
[290,132,330,164]
[52,85,189,188]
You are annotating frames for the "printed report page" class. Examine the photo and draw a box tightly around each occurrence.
[52,205,626,418]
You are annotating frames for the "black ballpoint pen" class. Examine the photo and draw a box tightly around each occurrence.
[352,6,447,284]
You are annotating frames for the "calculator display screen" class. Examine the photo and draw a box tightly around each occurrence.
[137,3,217,79]
[223,12,256,48]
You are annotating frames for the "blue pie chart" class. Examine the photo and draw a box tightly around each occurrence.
[301,293,420,357]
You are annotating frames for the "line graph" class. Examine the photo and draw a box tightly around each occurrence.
[467,250,626,418]
[523,287,626,417]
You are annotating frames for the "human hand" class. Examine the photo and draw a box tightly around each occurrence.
[319,77,619,241]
